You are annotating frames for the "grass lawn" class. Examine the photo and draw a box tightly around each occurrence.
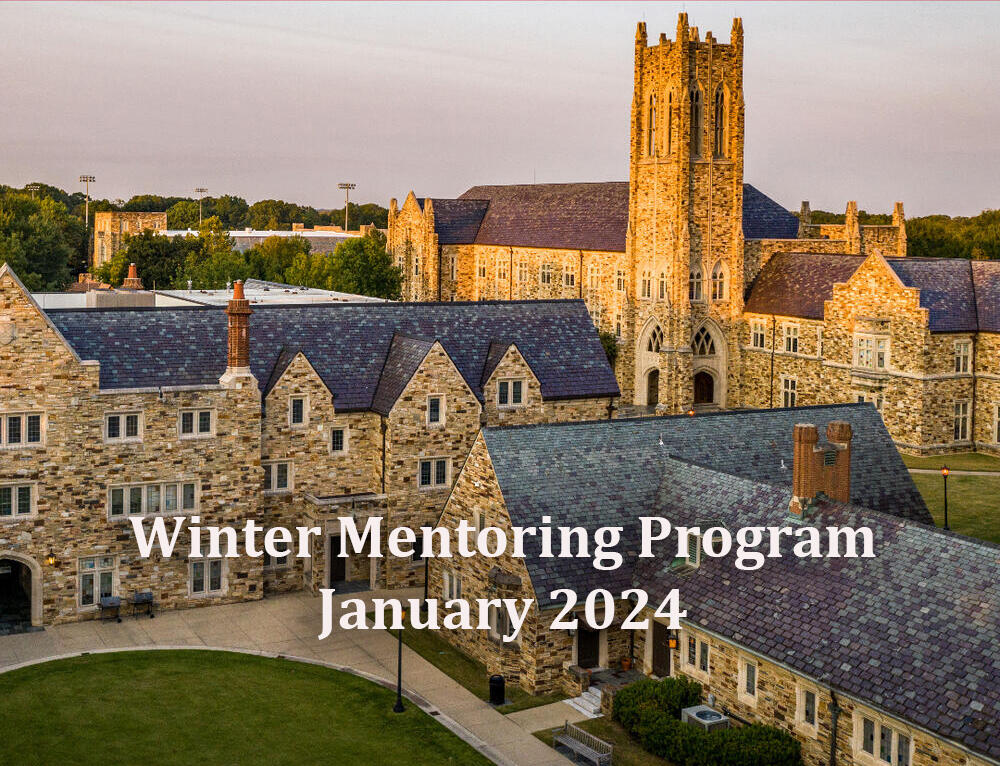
[909,472,1000,544]
[0,650,493,766]
[901,451,1000,472]
[534,717,670,766]
[386,618,566,714]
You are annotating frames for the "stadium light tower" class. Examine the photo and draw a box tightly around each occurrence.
[79,175,96,228]
[338,182,356,232]
[26,183,40,199]
[195,187,208,226]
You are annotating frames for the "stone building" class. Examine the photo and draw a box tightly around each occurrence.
[93,211,168,267]
[388,13,1000,455]
[0,262,617,628]
[432,407,999,766]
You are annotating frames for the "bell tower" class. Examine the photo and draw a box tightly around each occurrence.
[623,14,746,411]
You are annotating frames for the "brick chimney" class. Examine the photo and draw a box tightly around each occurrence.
[219,280,257,390]
[789,422,853,520]
[121,263,143,290]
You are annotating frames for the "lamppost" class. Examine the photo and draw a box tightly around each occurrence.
[338,182,356,232]
[195,187,208,226]
[79,175,95,228]
[421,545,429,615]
[393,608,406,713]
[941,465,950,531]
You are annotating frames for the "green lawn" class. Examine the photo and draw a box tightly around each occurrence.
[909,472,1000,544]
[377,615,565,713]
[534,717,670,766]
[901,451,1000,472]
[0,650,493,766]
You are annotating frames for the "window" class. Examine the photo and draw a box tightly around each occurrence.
[1,412,43,448]
[262,550,290,571]
[688,269,703,301]
[713,87,727,158]
[490,604,520,645]
[496,261,508,283]
[79,556,116,608]
[0,483,35,518]
[449,256,456,280]
[855,334,888,370]
[427,395,445,426]
[330,427,348,454]
[473,509,485,535]
[783,324,800,354]
[517,260,529,284]
[686,534,701,568]
[413,257,420,276]
[615,314,622,339]
[289,396,307,426]
[588,265,599,289]
[796,685,818,733]
[647,325,664,353]
[953,401,970,441]
[856,715,911,766]
[699,642,709,672]
[190,559,224,596]
[647,94,657,157]
[955,340,971,373]
[477,261,487,280]
[692,327,715,356]
[738,658,757,703]
[856,392,885,414]
[657,272,667,301]
[710,261,726,300]
[540,263,552,285]
[263,461,293,493]
[497,379,524,407]
[616,269,626,293]
[105,412,142,443]
[418,458,450,489]
[442,568,461,600]
[690,87,703,157]
[564,261,576,287]
[682,631,710,677]
[751,320,766,349]
[782,377,798,408]
[666,91,674,153]
[641,270,652,299]
[108,480,198,519]
[179,409,214,438]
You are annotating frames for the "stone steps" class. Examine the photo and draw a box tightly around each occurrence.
[566,685,603,718]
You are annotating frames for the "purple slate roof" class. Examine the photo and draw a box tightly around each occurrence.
[745,252,864,319]
[426,199,492,245]
[741,183,800,240]
[46,300,619,410]
[888,258,978,333]
[973,260,1000,332]
[370,333,435,415]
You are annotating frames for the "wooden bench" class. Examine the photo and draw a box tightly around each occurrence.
[551,720,613,766]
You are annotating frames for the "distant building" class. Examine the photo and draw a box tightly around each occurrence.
[93,211,167,267]
[158,228,364,256]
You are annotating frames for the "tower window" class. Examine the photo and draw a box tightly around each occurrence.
[690,87,703,157]
[647,325,664,353]
[658,272,667,301]
[688,268,703,301]
[711,261,727,301]
[647,95,657,157]
[667,92,674,154]
[692,327,715,356]
[713,87,727,159]
[641,270,652,299]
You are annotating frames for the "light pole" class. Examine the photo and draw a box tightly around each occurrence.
[79,175,95,228]
[393,608,406,713]
[338,182,356,232]
[941,465,950,531]
[195,187,208,226]
[26,183,40,199]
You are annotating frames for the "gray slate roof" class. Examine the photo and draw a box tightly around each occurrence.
[745,252,865,319]
[419,183,799,251]
[46,300,619,409]
[973,260,1000,333]
[370,334,435,415]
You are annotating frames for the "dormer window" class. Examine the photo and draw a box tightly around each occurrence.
[427,395,445,427]
[289,396,307,427]
[497,379,524,408]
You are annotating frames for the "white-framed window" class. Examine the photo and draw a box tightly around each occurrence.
[784,324,800,354]
[517,260,529,284]
[751,320,766,349]
[190,559,225,596]
[0,482,36,519]
[782,376,798,408]
[738,657,757,705]
[489,604,520,645]
[710,261,727,301]
[418,458,450,489]
[263,461,293,493]
[540,263,553,285]
[427,395,445,427]
[178,408,215,439]
[79,555,116,609]
[641,270,652,299]
[588,265,599,289]
[329,426,348,454]
[289,396,308,427]
[497,378,524,408]
[104,411,142,444]
[854,713,911,766]
[496,261,508,283]
[108,480,198,519]
[954,340,971,373]
[442,568,461,600]
[953,400,970,441]
[616,269,626,293]
[1,411,44,448]
[564,260,576,287]
[854,334,888,370]
[262,550,290,571]
[796,684,819,735]
[658,272,667,301]
[682,630,710,678]
[688,268,703,301]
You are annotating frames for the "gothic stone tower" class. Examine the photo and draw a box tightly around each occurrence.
[623,14,745,412]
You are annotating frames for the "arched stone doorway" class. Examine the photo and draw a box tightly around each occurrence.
[646,369,660,406]
[0,552,42,631]
[691,321,726,408]
[636,320,665,406]
[693,371,715,405]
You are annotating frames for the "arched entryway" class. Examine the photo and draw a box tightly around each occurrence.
[646,369,660,406]
[693,371,715,405]
[0,553,41,633]
[691,320,726,408]
[636,319,665,406]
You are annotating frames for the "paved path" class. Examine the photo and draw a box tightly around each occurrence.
[506,699,590,732]
[908,468,1000,476]
[0,589,570,766]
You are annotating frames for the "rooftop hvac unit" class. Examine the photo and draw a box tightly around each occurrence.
[681,705,731,732]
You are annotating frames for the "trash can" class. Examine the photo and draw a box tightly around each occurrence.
[489,674,506,706]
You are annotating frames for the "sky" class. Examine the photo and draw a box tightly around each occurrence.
[1,2,998,217]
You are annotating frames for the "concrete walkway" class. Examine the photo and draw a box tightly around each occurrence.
[506,699,591,732]
[0,589,570,766]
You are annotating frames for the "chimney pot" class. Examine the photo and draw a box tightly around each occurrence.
[122,262,144,290]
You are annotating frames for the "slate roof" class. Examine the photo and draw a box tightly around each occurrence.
[972,260,1000,333]
[46,300,619,409]
[419,183,799,251]
[888,258,978,333]
[370,334,435,415]
[745,252,864,319]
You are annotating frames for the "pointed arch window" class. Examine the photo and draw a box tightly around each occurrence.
[689,267,704,301]
[711,260,727,301]
[714,87,727,159]
[667,92,674,154]
[693,326,716,357]
[647,95,657,157]
[647,325,664,353]
[690,87,703,158]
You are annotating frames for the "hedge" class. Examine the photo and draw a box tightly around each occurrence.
[612,677,802,766]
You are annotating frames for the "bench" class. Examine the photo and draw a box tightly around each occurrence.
[551,720,613,766]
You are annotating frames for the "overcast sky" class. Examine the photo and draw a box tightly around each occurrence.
[1,2,997,216]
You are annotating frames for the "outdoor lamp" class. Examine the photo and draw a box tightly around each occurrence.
[687,408,695,417]
[668,633,679,651]
[45,551,56,566]
[941,465,951,531]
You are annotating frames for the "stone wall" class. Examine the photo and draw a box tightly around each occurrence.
[93,211,168,268]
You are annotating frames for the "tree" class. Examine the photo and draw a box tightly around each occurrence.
[95,230,200,288]
[245,235,312,283]
[599,330,619,369]
[166,200,200,230]
[0,193,82,290]
[284,251,338,290]
[329,202,388,230]
[328,229,402,299]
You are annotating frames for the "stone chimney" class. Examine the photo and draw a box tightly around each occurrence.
[121,263,143,290]
[789,422,853,520]
[219,280,257,390]
[844,201,861,254]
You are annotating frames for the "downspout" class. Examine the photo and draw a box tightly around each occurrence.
[380,417,387,495]
[769,314,776,408]
[579,250,584,299]
[437,245,442,301]
[509,247,514,300]
[828,690,842,766]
